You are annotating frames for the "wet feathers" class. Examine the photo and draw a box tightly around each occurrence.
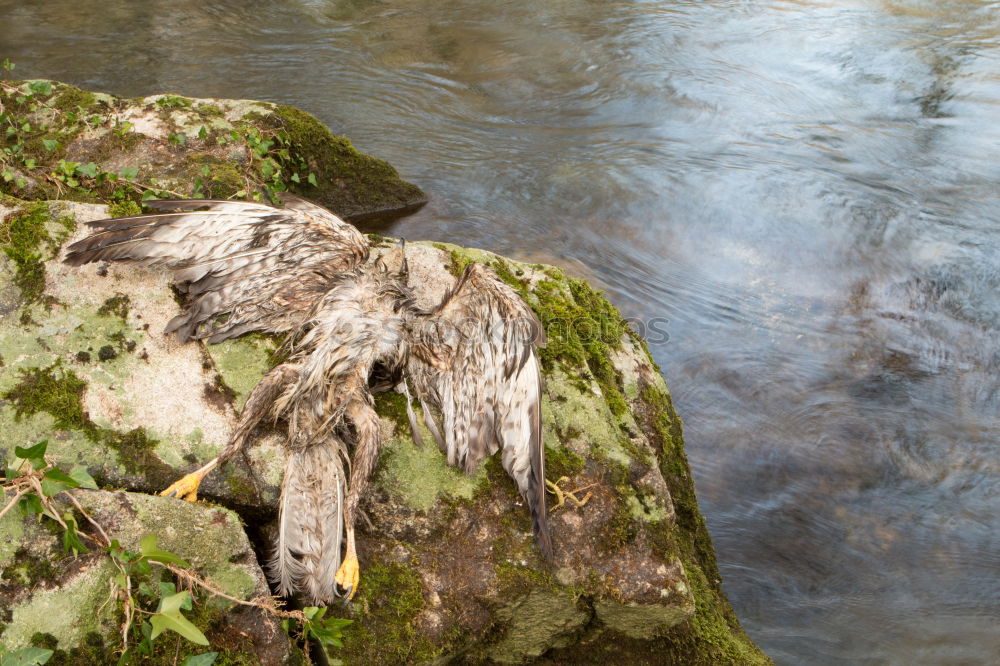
[64,193,552,602]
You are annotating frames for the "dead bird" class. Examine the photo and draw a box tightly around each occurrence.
[64,193,551,603]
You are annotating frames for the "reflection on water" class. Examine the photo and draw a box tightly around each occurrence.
[3,0,999,662]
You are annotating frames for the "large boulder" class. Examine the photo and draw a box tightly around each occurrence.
[0,82,770,665]
[0,79,426,221]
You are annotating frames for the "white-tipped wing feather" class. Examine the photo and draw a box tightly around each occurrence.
[408,263,552,559]
[64,193,369,342]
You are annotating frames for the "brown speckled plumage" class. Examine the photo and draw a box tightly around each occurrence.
[64,193,551,604]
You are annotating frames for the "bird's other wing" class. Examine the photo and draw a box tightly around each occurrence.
[407,262,551,559]
[63,194,369,342]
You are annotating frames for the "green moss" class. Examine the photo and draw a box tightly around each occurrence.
[28,601,273,666]
[2,362,174,486]
[373,390,410,433]
[96,293,130,321]
[1,548,60,589]
[208,333,282,409]
[223,468,259,507]
[85,129,142,170]
[107,200,141,218]
[338,560,437,664]
[446,247,473,278]
[635,382,771,665]
[193,103,225,118]
[494,559,563,599]
[488,258,630,419]
[543,443,585,479]
[186,154,245,199]
[0,202,73,302]
[264,104,426,218]
[50,86,98,114]
[154,94,192,109]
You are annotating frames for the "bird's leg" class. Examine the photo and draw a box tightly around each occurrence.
[545,476,595,512]
[160,458,219,502]
[336,527,360,601]
[335,397,381,600]
[161,363,298,502]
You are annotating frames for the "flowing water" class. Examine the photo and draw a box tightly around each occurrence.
[3,1,999,663]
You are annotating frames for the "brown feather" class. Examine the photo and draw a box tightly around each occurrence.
[66,195,554,602]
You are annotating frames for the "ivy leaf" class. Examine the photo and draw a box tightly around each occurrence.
[23,158,36,169]
[139,534,189,566]
[290,172,300,183]
[157,581,190,607]
[15,441,47,469]
[0,647,54,666]
[68,464,98,489]
[41,139,59,152]
[302,606,325,621]
[15,440,47,460]
[307,172,318,187]
[41,468,80,496]
[76,162,99,178]
[62,511,89,556]
[28,80,53,96]
[118,167,138,180]
[180,653,218,666]
[301,606,352,648]
[18,493,44,517]
[150,592,209,645]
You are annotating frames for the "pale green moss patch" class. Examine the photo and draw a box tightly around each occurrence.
[208,335,280,409]
[627,493,670,523]
[1,560,117,650]
[381,433,484,512]
[0,499,27,569]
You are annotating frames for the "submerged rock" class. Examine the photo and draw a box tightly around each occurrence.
[0,81,770,665]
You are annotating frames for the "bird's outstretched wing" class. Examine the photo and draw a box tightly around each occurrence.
[407,262,552,559]
[64,193,369,342]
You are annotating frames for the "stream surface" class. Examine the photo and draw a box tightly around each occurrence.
[3,1,999,663]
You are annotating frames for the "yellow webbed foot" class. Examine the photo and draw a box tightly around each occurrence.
[335,554,360,601]
[160,470,208,502]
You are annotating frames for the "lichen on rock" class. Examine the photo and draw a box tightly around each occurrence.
[0,80,769,664]
[0,489,292,663]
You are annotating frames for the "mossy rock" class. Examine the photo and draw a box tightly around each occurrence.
[0,489,293,663]
[0,178,768,661]
[0,79,426,221]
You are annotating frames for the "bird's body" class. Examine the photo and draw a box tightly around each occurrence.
[64,193,551,604]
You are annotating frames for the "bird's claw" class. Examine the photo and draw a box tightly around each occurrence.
[335,554,360,601]
[159,470,207,502]
[546,476,594,511]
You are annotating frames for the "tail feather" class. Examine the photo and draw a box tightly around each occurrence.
[269,438,346,604]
